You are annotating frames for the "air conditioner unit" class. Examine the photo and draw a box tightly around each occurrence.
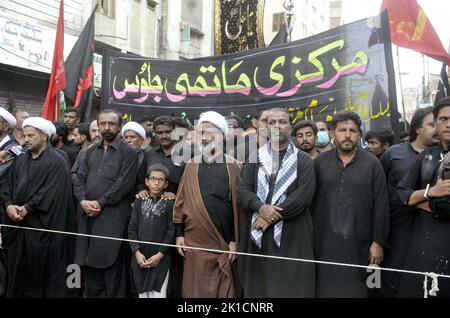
[180,23,190,41]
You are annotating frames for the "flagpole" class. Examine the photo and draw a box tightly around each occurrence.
[396,46,408,131]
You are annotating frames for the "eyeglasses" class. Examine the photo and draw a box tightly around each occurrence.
[148,176,167,184]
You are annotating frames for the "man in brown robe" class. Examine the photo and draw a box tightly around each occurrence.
[173,111,242,298]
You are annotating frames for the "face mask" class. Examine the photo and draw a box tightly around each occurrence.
[316,131,330,147]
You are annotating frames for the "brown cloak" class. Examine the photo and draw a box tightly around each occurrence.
[173,155,242,298]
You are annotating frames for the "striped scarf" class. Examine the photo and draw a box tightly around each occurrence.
[251,141,298,249]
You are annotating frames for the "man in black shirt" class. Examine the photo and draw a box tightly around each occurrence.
[74,109,138,298]
[51,121,79,168]
[313,111,389,297]
[397,97,450,298]
[365,128,394,158]
[137,116,184,197]
[238,108,316,298]
[63,107,81,141]
[379,106,438,297]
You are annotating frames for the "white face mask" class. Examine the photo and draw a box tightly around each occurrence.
[316,131,330,147]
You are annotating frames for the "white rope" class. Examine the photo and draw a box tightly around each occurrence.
[423,272,440,298]
[1,223,448,298]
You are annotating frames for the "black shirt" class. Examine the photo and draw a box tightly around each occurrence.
[73,137,138,268]
[175,156,235,244]
[313,149,390,297]
[198,159,234,244]
[380,142,419,209]
[313,149,390,245]
[395,144,450,297]
[61,142,79,168]
[74,137,138,207]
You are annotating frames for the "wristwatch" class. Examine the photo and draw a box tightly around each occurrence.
[424,184,430,200]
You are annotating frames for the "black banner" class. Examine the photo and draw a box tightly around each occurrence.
[101,11,399,133]
[214,0,265,55]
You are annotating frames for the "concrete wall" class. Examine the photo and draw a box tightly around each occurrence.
[94,0,159,57]
[160,0,213,59]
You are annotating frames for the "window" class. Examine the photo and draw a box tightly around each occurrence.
[97,0,115,18]
[182,0,202,31]
[147,0,158,10]
[272,12,284,32]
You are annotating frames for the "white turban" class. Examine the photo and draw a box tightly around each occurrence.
[0,107,16,128]
[121,121,146,140]
[47,120,56,138]
[22,117,53,139]
[197,111,228,136]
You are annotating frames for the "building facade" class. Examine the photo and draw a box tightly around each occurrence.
[329,0,343,29]
[0,0,215,117]
[263,0,330,45]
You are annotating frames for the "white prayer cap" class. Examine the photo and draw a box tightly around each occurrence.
[47,120,57,138]
[197,111,228,136]
[22,117,53,139]
[0,107,16,128]
[121,121,146,140]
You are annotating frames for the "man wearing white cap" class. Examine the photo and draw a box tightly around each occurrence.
[2,116,75,297]
[121,121,146,170]
[0,107,20,165]
[0,107,21,296]
[0,107,17,152]
[121,121,146,151]
[173,111,242,298]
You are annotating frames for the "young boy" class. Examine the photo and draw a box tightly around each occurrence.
[128,163,175,298]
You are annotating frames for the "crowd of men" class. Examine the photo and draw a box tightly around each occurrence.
[0,97,450,298]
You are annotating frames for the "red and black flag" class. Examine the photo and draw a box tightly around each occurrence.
[64,7,96,121]
[434,63,450,106]
[381,0,450,65]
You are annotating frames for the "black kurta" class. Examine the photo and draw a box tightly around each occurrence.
[396,144,450,298]
[237,150,316,298]
[136,145,187,298]
[71,146,89,183]
[128,198,175,294]
[2,145,75,297]
[379,142,419,296]
[0,135,21,297]
[198,160,235,243]
[175,159,235,243]
[312,149,389,298]
[61,142,79,168]
[74,137,137,269]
